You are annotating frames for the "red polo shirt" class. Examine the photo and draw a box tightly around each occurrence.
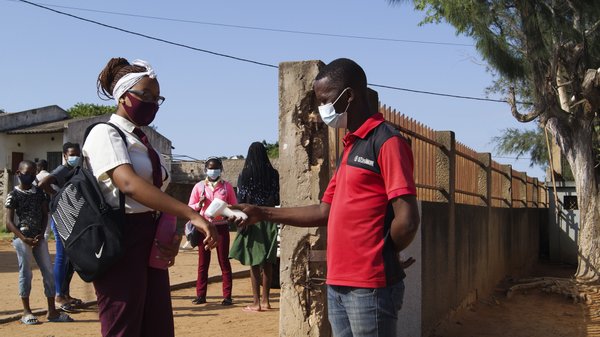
[321,112,416,288]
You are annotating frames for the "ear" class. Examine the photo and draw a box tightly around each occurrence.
[347,88,355,103]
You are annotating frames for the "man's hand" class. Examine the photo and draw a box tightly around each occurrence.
[229,203,264,229]
[400,256,416,269]
[38,175,58,196]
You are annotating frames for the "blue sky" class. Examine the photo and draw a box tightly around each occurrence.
[1,0,545,179]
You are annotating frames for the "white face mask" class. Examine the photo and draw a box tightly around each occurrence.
[206,169,221,180]
[318,87,351,129]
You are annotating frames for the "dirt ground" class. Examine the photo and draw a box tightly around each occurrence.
[0,237,593,337]
[430,261,590,337]
[0,236,279,337]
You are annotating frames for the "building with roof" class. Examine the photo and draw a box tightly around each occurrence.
[0,105,173,225]
[1,105,172,172]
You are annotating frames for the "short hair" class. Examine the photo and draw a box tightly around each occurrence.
[205,156,223,168]
[63,142,81,154]
[315,58,367,90]
[18,160,36,171]
[36,159,48,170]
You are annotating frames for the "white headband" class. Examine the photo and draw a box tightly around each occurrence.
[112,59,157,104]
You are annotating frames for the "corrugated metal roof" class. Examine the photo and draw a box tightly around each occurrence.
[5,116,93,134]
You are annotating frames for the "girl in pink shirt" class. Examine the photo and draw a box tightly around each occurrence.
[188,157,236,305]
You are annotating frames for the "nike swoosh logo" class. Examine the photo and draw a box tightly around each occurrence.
[95,242,105,258]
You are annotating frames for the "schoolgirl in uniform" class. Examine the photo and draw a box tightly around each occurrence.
[188,157,237,305]
[83,57,219,337]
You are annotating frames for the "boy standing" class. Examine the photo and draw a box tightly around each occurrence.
[5,160,73,324]
[38,142,83,311]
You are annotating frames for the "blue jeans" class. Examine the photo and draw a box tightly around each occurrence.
[13,237,55,298]
[327,281,405,337]
[51,218,74,296]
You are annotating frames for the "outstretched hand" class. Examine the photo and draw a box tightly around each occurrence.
[190,217,219,251]
[229,203,264,230]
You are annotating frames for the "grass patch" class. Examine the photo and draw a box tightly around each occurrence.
[0,231,14,240]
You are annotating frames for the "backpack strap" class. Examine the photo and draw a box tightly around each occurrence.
[82,121,128,211]
[83,122,127,148]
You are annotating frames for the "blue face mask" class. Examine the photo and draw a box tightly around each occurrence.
[67,156,80,167]
[206,169,221,180]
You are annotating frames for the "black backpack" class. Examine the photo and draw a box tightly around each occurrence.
[50,122,126,282]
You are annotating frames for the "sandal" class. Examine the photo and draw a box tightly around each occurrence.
[69,298,83,306]
[21,314,40,325]
[48,312,74,322]
[59,303,77,313]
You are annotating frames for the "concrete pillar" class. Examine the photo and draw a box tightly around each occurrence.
[433,131,457,326]
[278,60,331,337]
[434,131,455,204]
[500,165,513,208]
[517,172,527,207]
[476,153,492,207]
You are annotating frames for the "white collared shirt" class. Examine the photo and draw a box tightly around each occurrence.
[82,114,170,213]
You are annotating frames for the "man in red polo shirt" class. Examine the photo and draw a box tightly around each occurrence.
[235,58,420,337]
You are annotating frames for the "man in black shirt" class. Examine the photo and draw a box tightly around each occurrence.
[38,142,82,312]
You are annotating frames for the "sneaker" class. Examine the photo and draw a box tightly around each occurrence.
[221,298,233,306]
[192,296,206,305]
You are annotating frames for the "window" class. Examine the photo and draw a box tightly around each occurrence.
[47,152,62,171]
[563,195,578,210]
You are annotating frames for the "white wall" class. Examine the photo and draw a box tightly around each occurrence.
[0,132,64,170]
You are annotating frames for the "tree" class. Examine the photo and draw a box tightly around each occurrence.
[393,0,600,282]
[67,103,162,130]
[67,102,115,117]
[491,126,576,180]
[262,140,279,158]
[491,127,548,168]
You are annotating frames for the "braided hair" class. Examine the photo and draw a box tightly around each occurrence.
[237,142,279,206]
[97,57,147,100]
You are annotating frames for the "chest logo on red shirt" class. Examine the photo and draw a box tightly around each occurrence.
[353,155,374,167]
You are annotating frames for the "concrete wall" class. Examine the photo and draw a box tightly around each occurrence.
[408,202,544,336]
[171,158,280,187]
[0,105,68,132]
